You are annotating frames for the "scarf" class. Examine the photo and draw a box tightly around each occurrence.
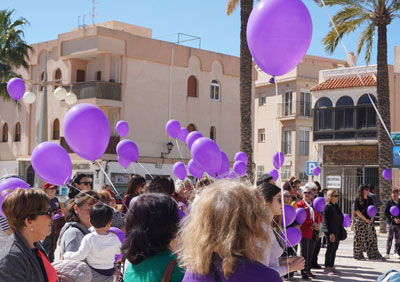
[304,199,315,222]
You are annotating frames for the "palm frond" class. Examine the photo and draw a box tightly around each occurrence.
[356,23,375,64]
[226,0,239,15]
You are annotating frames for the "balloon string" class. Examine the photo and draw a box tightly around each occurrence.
[136,161,154,179]
[65,183,116,210]
[131,162,136,174]
[96,160,129,212]
[175,139,184,161]
[272,219,298,256]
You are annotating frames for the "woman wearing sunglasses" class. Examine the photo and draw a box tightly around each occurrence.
[321,190,344,275]
[0,188,57,282]
[68,173,92,199]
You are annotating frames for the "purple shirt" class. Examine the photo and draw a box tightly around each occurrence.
[183,256,282,282]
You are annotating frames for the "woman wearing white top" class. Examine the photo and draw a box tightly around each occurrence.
[258,182,305,279]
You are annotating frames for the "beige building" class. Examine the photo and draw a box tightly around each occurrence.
[254,55,348,185]
[0,21,245,195]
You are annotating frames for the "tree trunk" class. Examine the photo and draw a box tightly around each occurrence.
[376,23,392,233]
[240,0,254,183]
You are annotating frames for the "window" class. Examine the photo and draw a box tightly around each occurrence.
[187,76,198,97]
[335,96,354,130]
[300,91,312,117]
[281,167,291,181]
[40,72,44,91]
[96,71,102,81]
[314,97,333,130]
[187,123,197,133]
[210,126,216,141]
[14,122,21,142]
[257,166,265,179]
[77,70,85,82]
[282,130,292,155]
[357,94,377,129]
[258,129,266,143]
[53,119,60,140]
[210,80,220,101]
[54,69,62,89]
[284,91,293,116]
[2,123,8,142]
[259,95,266,106]
[299,171,308,182]
[299,130,309,156]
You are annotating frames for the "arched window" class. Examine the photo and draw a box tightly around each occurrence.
[210,126,216,141]
[187,124,196,133]
[187,76,198,97]
[40,72,44,91]
[335,96,354,130]
[53,119,60,140]
[314,98,333,130]
[357,94,377,129]
[54,68,62,89]
[14,122,21,142]
[2,123,8,142]
[210,80,220,101]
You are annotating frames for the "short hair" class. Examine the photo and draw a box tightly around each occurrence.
[293,179,301,185]
[258,182,281,203]
[64,191,99,223]
[195,176,213,188]
[304,182,315,190]
[148,176,175,196]
[175,178,191,194]
[90,203,113,228]
[2,188,49,232]
[392,188,399,194]
[124,174,146,198]
[122,193,179,264]
[98,190,113,204]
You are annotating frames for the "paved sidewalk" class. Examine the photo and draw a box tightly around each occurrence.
[289,230,400,281]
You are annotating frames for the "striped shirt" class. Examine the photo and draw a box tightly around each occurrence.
[0,214,10,231]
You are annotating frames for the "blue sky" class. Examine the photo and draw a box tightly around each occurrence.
[2,0,400,66]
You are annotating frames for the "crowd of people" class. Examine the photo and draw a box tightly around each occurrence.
[0,172,399,282]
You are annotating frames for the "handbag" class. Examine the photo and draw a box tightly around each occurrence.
[162,259,177,282]
[339,228,347,241]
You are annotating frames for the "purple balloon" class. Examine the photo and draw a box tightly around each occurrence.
[52,214,63,221]
[283,227,302,247]
[188,159,204,179]
[218,151,230,178]
[343,214,351,228]
[313,197,325,213]
[63,103,110,161]
[116,139,139,163]
[118,156,130,169]
[272,152,285,170]
[166,119,181,139]
[383,169,392,181]
[32,142,72,185]
[367,205,377,218]
[313,167,321,176]
[295,208,306,225]
[116,120,129,137]
[281,204,296,227]
[0,178,30,217]
[186,131,203,150]
[227,171,237,180]
[247,0,312,76]
[268,169,279,181]
[234,152,248,165]
[191,137,221,174]
[7,78,26,101]
[108,227,125,262]
[178,128,189,143]
[233,161,247,177]
[390,206,400,217]
[173,162,187,180]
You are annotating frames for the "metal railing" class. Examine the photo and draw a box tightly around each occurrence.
[66,81,122,101]
[277,101,312,119]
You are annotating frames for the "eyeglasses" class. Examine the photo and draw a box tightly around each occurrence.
[303,192,312,194]
[39,210,52,217]
[80,182,91,186]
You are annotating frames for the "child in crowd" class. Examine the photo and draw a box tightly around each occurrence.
[64,203,122,282]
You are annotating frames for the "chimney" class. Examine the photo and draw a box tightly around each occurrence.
[346,52,357,67]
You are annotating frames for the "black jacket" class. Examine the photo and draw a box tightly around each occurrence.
[384,199,400,225]
[322,202,344,236]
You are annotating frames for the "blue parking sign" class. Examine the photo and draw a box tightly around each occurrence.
[307,162,318,176]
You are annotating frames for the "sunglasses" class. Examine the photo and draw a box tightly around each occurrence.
[80,182,91,186]
[39,210,52,217]
[303,191,312,194]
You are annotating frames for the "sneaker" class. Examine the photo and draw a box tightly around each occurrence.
[394,254,400,259]
[332,267,341,274]
[384,254,390,259]
[307,271,316,278]
[324,267,335,276]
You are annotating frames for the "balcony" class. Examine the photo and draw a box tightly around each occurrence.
[277,101,313,120]
[67,81,122,101]
[60,136,120,155]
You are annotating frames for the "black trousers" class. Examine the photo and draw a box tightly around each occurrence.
[325,234,340,267]
[301,238,316,273]
[312,237,321,266]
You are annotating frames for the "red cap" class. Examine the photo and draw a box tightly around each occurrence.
[44,182,57,189]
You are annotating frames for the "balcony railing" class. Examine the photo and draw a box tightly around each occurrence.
[67,81,122,101]
[277,101,312,119]
[60,136,120,155]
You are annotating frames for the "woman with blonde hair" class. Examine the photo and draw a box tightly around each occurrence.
[178,181,282,281]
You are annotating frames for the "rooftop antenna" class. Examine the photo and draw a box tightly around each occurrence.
[90,0,99,25]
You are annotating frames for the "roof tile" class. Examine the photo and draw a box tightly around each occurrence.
[310,75,376,91]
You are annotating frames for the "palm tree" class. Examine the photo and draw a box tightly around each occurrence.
[227,0,254,182]
[0,9,31,100]
[315,0,399,231]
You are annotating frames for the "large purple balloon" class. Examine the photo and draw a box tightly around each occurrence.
[178,128,189,143]
[234,152,248,165]
[233,161,247,177]
[63,103,110,161]
[32,142,72,185]
[367,205,377,218]
[118,156,130,169]
[281,204,296,227]
[268,169,279,181]
[116,139,139,163]
[313,167,321,176]
[188,159,204,179]
[295,208,306,225]
[186,131,203,151]
[0,178,30,217]
[313,197,325,213]
[343,214,351,227]
[116,120,129,137]
[7,78,26,101]
[173,162,187,180]
[390,206,400,217]
[191,137,221,174]
[166,119,181,139]
[247,0,312,76]
[383,169,392,181]
[283,227,302,247]
[272,152,284,170]
[218,151,230,178]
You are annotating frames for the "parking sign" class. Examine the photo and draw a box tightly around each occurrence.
[306,162,318,176]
